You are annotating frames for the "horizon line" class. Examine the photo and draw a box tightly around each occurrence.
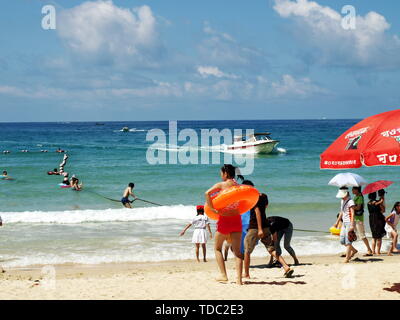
[0,118,363,124]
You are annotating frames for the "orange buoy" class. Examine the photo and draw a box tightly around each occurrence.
[204,185,260,220]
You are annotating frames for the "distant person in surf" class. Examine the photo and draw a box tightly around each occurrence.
[61,172,70,186]
[179,205,212,262]
[70,175,83,191]
[205,164,244,285]
[121,183,137,208]
[47,168,59,175]
[1,170,13,180]
[59,154,68,174]
[0,215,3,226]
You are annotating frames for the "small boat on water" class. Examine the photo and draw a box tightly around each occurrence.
[225,132,279,154]
[121,127,130,132]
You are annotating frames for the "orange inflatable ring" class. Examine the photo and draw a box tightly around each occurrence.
[204,185,260,220]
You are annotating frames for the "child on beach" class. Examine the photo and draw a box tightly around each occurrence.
[180,205,212,262]
[385,202,400,255]
[334,187,358,263]
[205,164,244,285]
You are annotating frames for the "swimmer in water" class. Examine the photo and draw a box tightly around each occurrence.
[205,164,244,285]
[70,175,83,191]
[59,154,68,174]
[1,170,12,180]
[121,183,137,208]
[48,168,59,175]
[61,172,70,185]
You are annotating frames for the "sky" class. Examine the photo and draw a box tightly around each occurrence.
[0,0,399,121]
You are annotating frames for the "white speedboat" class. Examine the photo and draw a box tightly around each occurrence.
[225,132,279,154]
[121,126,130,132]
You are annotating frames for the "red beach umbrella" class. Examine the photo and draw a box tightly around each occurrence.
[362,180,394,195]
[320,109,400,169]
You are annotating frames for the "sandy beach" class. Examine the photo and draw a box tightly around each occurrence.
[1,253,399,300]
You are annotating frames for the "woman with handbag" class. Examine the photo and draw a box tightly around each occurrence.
[334,187,358,263]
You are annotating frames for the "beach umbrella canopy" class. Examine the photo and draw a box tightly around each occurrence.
[320,109,400,169]
[328,172,367,187]
[362,180,394,195]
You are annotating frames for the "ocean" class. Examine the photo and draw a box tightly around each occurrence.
[0,120,398,267]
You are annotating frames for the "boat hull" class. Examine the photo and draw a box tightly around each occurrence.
[225,141,279,154]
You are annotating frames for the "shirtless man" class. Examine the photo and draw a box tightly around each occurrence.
[121,183,137,208]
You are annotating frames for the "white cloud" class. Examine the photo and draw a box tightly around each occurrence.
[57,1,163,66]
[183,74,325,101]
[198,22,268,70]
[0,81,182,101]
[110,81,182,98]
[270,74,326,97]
[0,85,67,99]
[273,0,400,68]
[197,66,239,79]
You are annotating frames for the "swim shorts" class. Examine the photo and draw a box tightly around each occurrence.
[121,197,130,204]
[217,215,242,235]
[244,228,273,253]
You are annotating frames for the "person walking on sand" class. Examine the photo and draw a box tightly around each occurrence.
[205,164,244,285]
[367,192,386,255]
[180,205,212,262]
[121,183,137,208]
[385,202,400,255]
[352,187,373,256]
[334,187,358,263]
[241,180,274,279]
[265,216,299,276]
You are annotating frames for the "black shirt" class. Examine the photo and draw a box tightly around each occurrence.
[266,216,290,234]
[248,193,269,229]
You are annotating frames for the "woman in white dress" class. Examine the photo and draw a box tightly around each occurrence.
[385,202,400,255]
[180,205,213,262]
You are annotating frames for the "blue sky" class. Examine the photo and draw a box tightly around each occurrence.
[0,0,399,121]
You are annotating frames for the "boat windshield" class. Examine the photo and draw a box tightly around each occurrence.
[255,135,271,141]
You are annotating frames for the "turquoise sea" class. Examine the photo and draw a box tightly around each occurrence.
[0,120,398,267]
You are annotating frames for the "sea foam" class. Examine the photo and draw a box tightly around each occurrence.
[1,205,195,225]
